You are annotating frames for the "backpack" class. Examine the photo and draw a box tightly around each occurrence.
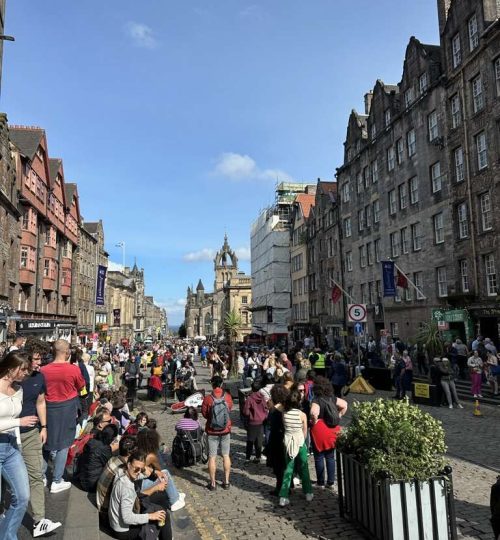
[210,394,230,431]
[66,433,93,467]
[319,396,340,428]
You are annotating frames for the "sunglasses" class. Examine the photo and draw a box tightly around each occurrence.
[130,465,146,474]
[298,388,305,392]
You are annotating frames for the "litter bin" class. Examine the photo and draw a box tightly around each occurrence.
[412,382,441,406]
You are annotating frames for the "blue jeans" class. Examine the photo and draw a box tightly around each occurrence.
[141,469,179,506]
[313,448,335,486]
[42,447,70,483]
[0,436,30,540]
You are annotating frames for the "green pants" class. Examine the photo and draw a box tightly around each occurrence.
[279,443,312,498]
[20,428,45,522]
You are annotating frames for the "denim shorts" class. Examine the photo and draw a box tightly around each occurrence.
[207,433,230,457]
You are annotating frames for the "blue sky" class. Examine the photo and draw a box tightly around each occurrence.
[2,1,439,325]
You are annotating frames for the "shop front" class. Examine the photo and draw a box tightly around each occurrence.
[17,319,76,342]
[468,306,500,344]
[431,308,474,344]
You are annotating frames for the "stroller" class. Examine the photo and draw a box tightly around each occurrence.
[171,427,208,468]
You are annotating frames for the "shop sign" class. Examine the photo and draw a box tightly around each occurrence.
[17,320,56,331]
[431,309,468,323]
[437,321,449,331]
[414,383,430,399]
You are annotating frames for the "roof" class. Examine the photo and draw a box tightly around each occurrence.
[64,183,77,207]
[318,181,337,194]
[295,193,315,219]
[48,158,62,185]
[196,279,205,291]
[83,222,99,234]
[9,127,44,160]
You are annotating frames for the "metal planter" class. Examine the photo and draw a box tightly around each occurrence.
[337,452,457,540]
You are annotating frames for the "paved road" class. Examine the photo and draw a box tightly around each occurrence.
[142,364,498,540]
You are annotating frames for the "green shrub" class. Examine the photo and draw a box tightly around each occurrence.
[336,398,447,481]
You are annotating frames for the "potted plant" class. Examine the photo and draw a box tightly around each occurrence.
[336,398,457,540]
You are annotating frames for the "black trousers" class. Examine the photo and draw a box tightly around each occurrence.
[246,424,264,459]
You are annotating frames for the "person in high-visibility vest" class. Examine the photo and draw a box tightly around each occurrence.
[309,349,326,377]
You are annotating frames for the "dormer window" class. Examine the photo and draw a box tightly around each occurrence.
[419,72,428,94]
[452,34,462,68]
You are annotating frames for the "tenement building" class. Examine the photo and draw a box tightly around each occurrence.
[336,0,500,343]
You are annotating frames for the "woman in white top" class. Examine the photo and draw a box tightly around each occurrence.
[278,387,313,507]
[0,351,39,540]
[467,350,484,398]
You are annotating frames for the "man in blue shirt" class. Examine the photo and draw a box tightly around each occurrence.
[20,350,62,537]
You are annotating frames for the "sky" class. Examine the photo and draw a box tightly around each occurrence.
[2,1,439,325]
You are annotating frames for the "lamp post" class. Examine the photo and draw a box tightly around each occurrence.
[115,241,126,269]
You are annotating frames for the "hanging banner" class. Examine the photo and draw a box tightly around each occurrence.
[113,308,121,326]
[96,265,107,306]
[382,261,396,297]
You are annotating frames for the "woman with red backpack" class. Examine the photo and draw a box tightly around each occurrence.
[242,379,268,464]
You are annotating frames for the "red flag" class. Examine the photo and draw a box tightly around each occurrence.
[396,269,408,288]
[331,284,342,303]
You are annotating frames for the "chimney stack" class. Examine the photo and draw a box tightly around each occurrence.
[364,91,373,115]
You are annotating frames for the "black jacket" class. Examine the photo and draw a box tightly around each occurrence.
[74,437,112,492]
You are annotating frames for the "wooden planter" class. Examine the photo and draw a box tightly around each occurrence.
[337,452,458,540]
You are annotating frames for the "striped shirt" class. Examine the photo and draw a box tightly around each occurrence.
[283,409,305,459]
[175,419,201,432]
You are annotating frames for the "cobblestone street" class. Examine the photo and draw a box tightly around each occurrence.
[142,364,499,540]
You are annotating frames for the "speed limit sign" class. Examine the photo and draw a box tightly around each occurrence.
[348,304,367,323]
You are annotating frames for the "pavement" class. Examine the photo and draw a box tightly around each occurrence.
[14,364,499,540]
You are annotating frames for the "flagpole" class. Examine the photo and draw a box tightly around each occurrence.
[329,277,357,303]
[392,261,427,300]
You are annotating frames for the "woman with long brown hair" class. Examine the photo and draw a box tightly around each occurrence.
[0,351,39,540]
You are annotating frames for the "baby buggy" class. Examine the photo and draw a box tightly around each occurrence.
[171,427,208,468]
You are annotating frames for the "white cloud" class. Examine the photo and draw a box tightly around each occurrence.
[156,298,187,320]
[124,22,158,49]
[235,247,251,261]
[183,248,216,262]
[212,152,294,183]
[108,261,124,272]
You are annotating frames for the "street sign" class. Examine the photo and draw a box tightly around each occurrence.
[348,304,367,323]
[437,320,449,331]
[354,322,364,337]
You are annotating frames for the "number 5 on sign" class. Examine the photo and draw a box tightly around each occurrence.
[348,304,367,323]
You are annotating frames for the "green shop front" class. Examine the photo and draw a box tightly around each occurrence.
[431,308,474,344]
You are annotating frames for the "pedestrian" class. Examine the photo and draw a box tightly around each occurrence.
[19,349,62,537]
[491,475,500,540]
[242,379,268,464]
[402,349,413,397]
[278,387,313,507]
[123,353,141,409]
[0,351,38,540]
[452,339,469,380]
[201,375,233,491]
[467,350,484,398]
[392,353,406,400]
[435,358,464,409]
[309,376,348,489]
[41,339,86,493]
[330,354,347,398]
[487,352,499,396]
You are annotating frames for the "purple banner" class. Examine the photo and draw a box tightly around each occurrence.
[96,265,107,306]
[382,261,396,297]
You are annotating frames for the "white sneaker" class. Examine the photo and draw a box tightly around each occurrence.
[306,493,314,502]
[478,394,483,398]
[50,480,71,493]
[292,477,301,487]
[43,477,47,487]
[33,518,62,537]
[279,497,289,507]
[449,404,453,409]
[457,404,464,409]
[170,497,186,511]
[178,492,186,500]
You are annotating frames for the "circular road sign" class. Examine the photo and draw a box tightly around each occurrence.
[348,304,367,323]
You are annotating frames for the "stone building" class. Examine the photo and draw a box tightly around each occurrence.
[0,115,20,342]
[185,235,252,342]
[75,218,98,344]
[106,270,136,345]
[129,263,146,342]
[10,127,79,341]
[144,296,167,340]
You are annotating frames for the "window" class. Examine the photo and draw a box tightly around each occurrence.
[371,123,377,139]
[480,192,492,231]
[468,14,478,51]
[460,260,469,293]
[373,199,380,223]
[358,209,365,232]
[365,204,372,228]
[454,147,465,182]
[390,232,400,257]
[360,284,367,304]
[21,210,29,230]
[20,246,28,267]
[472,75,484,112]
[495,57,500,96]
[363,166,370,189]
[401,227,409,254]
[437,266,448,297]
[414,271,425,300]
[341,182,350,203]
[457,202,469,239]
[367,242,373,265]
[374,238,381,262]
[396,138,404,165]
[450,94,461,128]
[419,72,428,94]
[241,296,248,304]
[407,129,416,156]
[409,177,419,204]
[452,33,461,68]
[385,109,391,127]
[404,87,414,108]
[369,282,376,305]
[434,213,444,243]
[428,110,439,141]
[387,146,395,171]
[346,251,352,272]
[359,246,367,268]
[485,254,497,296]
[344,217,351,238]
[476,131,487,170]
[43,259,49,277]
[431,162,442,193]
[357,172,363,194]
[371,160,378,183]
[390,322,399,337]
[399,183,408,210]
[412,222,422,251]
[389,190,397,215]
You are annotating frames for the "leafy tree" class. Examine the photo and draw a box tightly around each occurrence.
[178,323,187,338]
